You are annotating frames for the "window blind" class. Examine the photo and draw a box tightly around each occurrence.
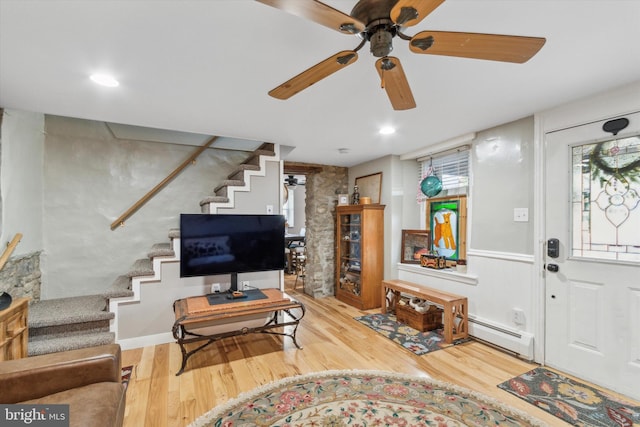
[418,147,470,201]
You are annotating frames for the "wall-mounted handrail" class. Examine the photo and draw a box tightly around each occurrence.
[110,136,218,230]
[0,233,23,271]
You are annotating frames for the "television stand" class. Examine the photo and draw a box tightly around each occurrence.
[172,288,305,375]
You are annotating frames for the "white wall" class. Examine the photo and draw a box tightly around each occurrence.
[389,117,539,359]
[349,156,394,280]
[0,110,44,254]
[116,157,282,347]
[292,183,306,235]
[471,117,535,254]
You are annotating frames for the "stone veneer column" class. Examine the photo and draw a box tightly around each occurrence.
[0,252,42,301]
[303,165,348,298]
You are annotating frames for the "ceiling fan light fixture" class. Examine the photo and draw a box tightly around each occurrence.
[370,28,393,57]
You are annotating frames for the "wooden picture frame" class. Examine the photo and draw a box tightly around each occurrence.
[355,172,382,204]
[401,229,431,264]
[426,195,467,261]
[337,194,349,206]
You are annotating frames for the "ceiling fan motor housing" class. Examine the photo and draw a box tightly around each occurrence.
[351,0,399,58]
[370,24,394,57]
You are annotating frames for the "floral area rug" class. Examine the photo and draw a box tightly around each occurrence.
[354,313,463,355]
[498,367,640,426]
[190,370,546,427]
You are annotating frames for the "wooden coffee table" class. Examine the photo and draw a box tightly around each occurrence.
[172,288,305,375]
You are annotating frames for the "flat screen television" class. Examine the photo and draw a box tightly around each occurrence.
[180,213,285,290]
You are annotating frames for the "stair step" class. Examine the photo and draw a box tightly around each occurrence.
[228,163,260,181]
[29,319,110,338]
[127,258,154,278]
[199,196,230,207]
[28,295,112,329]
[28,331,115,357]
[148,242,174,258]
[103,275,134,299]
[243,149,275,166]
[214,180,245,197]
[169,228,180,239]
[257,142,275,152]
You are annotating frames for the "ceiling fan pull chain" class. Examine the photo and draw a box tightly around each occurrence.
[380,69,385,89]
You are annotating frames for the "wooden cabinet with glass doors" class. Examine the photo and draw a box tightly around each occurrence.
[335,204,385,309]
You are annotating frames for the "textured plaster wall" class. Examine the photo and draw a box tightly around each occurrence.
[0,109,44,255]
[42,115,247,299]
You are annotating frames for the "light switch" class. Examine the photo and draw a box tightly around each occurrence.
[514,208,529,222]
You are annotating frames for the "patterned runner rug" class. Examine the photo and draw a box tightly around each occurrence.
[498,367,640,426]
[121,365,133,391]
[354,312,465,355]
[190,370,547,427]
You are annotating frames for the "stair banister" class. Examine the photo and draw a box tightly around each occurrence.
[0,233,23,271]
[110,136,218,230]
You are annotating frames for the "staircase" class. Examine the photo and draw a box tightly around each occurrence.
[28,143,277,356]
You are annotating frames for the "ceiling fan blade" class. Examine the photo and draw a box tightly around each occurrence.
[375,57,416,111]
[391,0,445,27]
[409,31,546,63]
[256,0,365,34]
[269,51,358,100]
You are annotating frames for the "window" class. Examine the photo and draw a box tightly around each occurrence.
[571,135,640,262]
[417,146,470,202]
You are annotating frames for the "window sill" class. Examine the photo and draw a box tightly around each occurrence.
[397,263,478,286]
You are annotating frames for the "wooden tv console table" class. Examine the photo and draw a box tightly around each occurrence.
[381,279,468,344]
[172,288,305,375]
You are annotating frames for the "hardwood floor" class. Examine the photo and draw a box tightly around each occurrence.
[122,277,574,426]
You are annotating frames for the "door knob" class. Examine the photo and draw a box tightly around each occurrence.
[546,263,559,272]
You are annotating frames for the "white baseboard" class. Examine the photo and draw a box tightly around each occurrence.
[468,315,534,360]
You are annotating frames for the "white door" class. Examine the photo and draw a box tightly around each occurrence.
[544,111,640,401]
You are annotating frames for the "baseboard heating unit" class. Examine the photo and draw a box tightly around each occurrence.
[468,315,534,360]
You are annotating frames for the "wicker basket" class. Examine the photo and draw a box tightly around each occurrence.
[396,304,443,332]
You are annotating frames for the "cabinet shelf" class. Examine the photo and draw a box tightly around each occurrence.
[335,204,385,310]
[0,297,29,361]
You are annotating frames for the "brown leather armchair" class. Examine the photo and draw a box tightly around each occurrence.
[0,344,126,427]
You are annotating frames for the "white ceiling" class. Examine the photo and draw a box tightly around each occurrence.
[1,0,639,167]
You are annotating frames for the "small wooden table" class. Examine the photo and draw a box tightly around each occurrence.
[381,279,468,344]
[172,288,305,375]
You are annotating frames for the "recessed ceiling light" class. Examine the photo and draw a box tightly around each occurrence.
[379,126,396,135]
[90,73,119,87]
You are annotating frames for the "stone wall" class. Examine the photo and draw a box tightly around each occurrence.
[303,164,348,297]
[0,252,42,301]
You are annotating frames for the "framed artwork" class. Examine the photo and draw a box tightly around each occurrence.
[426,195,467,261]
[401,229,431,264]
[355,172,382,204]
[337,194,349,206]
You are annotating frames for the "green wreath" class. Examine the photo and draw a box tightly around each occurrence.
[590,141,640,185]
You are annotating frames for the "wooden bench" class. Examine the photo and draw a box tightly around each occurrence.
[381,279,468,344]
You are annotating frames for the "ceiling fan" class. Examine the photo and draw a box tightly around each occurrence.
[256,0,546,110]
[285,175,299,186]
